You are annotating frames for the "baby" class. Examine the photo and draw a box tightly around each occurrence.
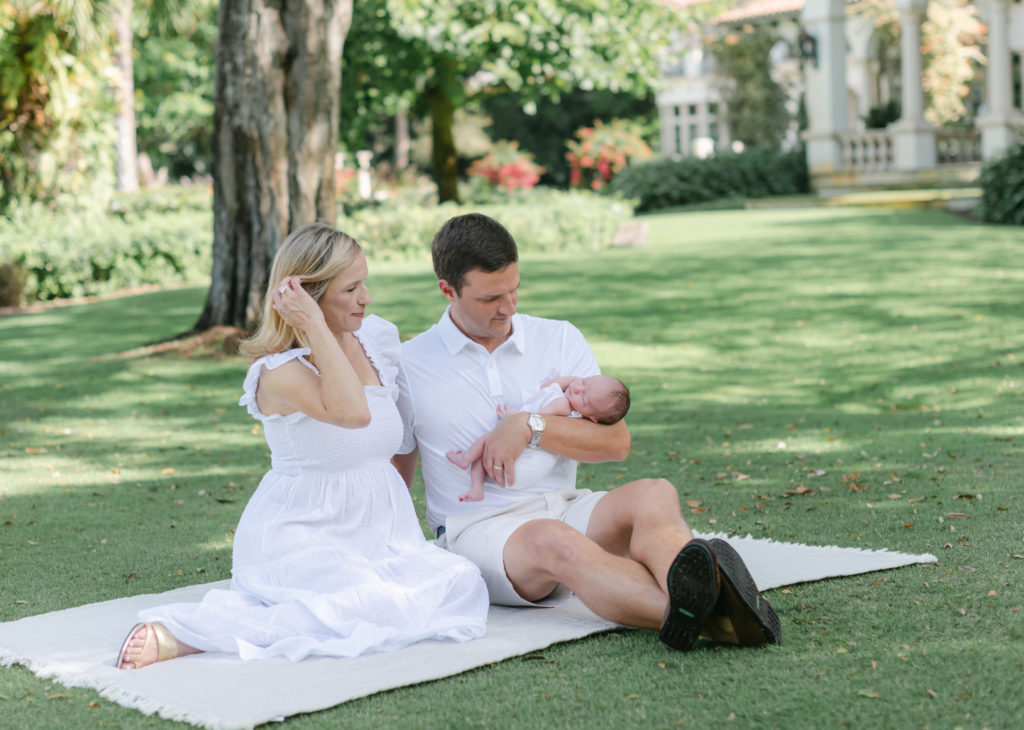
[447,374,630,502]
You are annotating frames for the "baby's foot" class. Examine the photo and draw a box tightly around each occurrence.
[446,450,470,469]
[458,490,484,502]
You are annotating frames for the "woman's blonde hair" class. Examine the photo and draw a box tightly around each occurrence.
[239,222,362,359]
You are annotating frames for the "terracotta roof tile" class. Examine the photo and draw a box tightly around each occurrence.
[714,0,805,23]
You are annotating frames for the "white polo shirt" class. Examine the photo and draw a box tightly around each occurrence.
[400,309,601,532]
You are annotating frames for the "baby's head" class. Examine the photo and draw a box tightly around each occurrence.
[567,375,630,425]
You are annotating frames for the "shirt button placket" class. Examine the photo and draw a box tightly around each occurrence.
[485,357,503,398]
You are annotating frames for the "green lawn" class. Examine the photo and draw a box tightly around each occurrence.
[1,206,1022,728]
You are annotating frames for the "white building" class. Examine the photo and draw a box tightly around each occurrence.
[657,0,1024,193]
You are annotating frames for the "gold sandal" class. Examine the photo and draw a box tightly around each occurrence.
[116,622,181,669]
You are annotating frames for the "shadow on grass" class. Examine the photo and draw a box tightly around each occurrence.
[1,206,1022,729]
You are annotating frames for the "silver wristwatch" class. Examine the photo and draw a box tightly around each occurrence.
[527,413,546,448]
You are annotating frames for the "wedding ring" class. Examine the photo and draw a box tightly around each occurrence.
[493,464,503,470]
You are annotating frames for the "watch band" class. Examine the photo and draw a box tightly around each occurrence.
[527,413,545,448]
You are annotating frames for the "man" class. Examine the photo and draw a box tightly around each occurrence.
[395,213,779,650]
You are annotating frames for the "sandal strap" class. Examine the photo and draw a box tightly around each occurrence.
[147,622,181,662]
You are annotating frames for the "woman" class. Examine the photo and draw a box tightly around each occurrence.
[117,223,489,669]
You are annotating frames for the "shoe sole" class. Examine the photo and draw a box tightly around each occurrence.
[709,538,782,645]
[115,622,145,669]
[659,539,719,651]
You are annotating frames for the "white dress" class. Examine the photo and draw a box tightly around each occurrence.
[137,316,489,661]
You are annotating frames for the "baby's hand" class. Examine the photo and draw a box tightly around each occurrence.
[542,376,573,390]
[495,403,512,417]
[446,449,471,470]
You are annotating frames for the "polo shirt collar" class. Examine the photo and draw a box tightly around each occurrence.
[438,307,525,355]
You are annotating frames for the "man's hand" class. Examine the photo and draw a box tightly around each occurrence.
[480,411,530,487]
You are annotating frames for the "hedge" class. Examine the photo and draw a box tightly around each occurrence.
[340,188,632,261]
[609,147,809,213]
[1,187,632,306]
[978,143,1024,225]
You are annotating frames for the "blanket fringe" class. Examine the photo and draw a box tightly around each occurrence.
[1,649,248,730]
[700,531,938,563]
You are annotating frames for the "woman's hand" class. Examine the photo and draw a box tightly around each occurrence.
[272,276,325,333]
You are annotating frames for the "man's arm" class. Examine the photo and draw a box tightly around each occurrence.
[481,412,630,487]
[391,449,419,490]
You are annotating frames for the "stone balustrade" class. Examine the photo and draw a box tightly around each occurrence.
[837,130,894,172]
[835,128,984,173]
[935,130,982,164]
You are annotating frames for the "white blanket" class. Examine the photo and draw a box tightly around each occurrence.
[0,534,936,730]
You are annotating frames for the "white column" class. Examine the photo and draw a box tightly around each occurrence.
[978,0,1024,159]
[889,0,937,169]
[657,103,672,157]
[801,0,849,176]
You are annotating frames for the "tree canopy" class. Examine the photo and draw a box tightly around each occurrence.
[342,0,680,201]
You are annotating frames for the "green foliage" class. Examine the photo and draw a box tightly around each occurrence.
[2,185,630,304]
[133,0,217,179]
[864,99,901,129]
[566,118,652,191]
[0,3,117,213]
[0,186,212,304]
[340,187,633,260]
[384,0,677,96]
[709,26,790,148]
[343,0,681,198]
[482,88,657,187]
[340,0,427,152]
[978,142,1024,225]
[609,148,809,213]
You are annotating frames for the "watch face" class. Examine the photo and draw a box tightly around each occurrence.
[529,414,545,431]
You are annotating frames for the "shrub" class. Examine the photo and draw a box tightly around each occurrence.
[566,119,653,191]
[0,187,213,303]
[978,143,1024,225]
[609,147,809,213]
[466,141,544,192]
[483,89,658,187]
[3,185,632,304]
[864,100,901,130]
[339,187,633,260]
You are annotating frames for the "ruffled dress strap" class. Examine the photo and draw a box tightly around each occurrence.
[353,315,402,395]
[238,347,317,423]
[354,316,416,454]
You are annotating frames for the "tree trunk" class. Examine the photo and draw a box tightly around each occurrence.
[394,110,409,170]
[114,0,139,192]
[195,0,352,332]
[425,59,459,203]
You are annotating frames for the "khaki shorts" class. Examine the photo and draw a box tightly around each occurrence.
[436,489,606,607]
